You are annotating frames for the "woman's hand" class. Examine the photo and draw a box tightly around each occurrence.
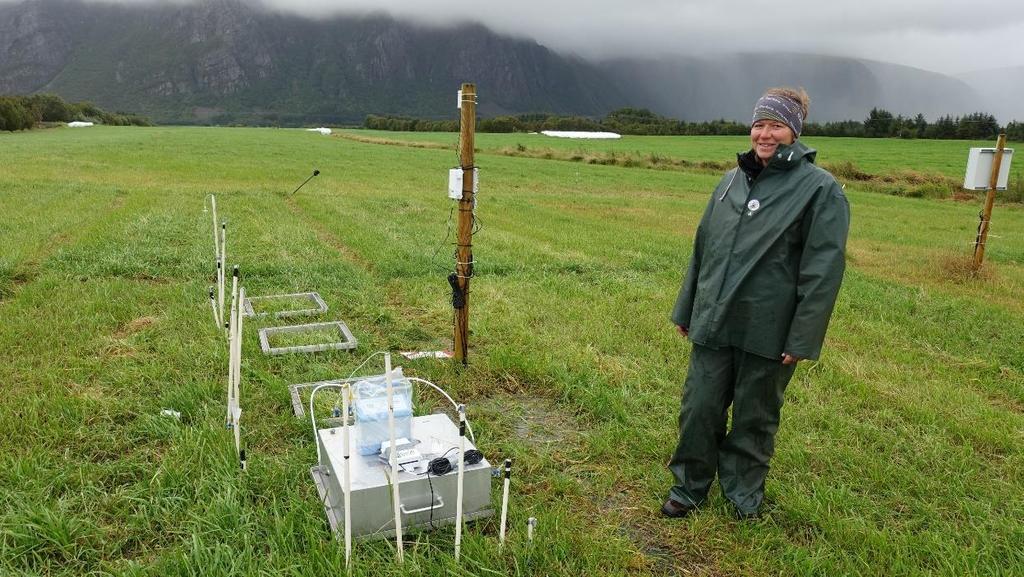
[781,353,801,365]
[676,325,688,337]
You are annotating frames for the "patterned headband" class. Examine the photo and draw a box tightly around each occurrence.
[751,94,804,137]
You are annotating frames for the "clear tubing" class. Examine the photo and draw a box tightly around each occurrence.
[455,403,466,561]
[309,383,345,463]
[332,350,387,411]
[342,384,352,570]
[499,459,511,547]
[403,377,476,444]
[386,353,404,562]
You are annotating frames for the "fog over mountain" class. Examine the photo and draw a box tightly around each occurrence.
[1,0,1020,124]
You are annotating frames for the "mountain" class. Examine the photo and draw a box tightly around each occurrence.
[0,0,1005,125]
[956,66,1024,123]
[0,0,626,124]
[601,54,983,123]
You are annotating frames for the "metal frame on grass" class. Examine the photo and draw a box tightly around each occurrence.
[243,291,329,319]
[258,321,357,356]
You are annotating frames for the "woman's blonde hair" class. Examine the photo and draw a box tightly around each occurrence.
[764,87,810,120]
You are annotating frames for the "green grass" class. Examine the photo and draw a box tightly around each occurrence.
[1,126,1023,576]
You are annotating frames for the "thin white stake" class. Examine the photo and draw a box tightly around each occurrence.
[210,195,219,266]
[527,517,536,541]
[226,268,239,425]
[342,384,352,570]
[233,406,242,460]
[209,287,218,326]
[455,403,466,561]
[215,262,223,327]
[228,265,238,341]
[219,222,227,329]
[499,458,511,548]
[234,286,245,411]
[386,353,404,562]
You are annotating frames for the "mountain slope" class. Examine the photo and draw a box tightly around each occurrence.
[601,53,983,123]
[956,66,1024,123]
[0,0,626,123]
[0,0,1001,124]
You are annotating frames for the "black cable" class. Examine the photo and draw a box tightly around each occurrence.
[426,468,436,529]
[427,457,452,476]
[464,449,483,465]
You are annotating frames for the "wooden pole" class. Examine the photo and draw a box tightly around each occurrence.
[973,133,1007,271]
[454,84,476,365]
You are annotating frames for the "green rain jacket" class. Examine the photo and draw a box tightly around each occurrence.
[671,140,850,361]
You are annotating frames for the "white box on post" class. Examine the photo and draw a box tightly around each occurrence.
[448,168,478,200]
[964,147,1014,190]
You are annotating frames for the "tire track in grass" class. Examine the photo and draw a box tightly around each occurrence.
[0,189,132,303]
[281,194,376,273]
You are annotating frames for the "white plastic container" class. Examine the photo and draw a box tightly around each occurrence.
[354,370,413,455]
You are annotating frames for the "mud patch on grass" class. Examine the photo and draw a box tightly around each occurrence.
[114,316,159,338]
[607,488,730,577]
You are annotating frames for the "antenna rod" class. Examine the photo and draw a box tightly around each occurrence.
[290,169,320,195]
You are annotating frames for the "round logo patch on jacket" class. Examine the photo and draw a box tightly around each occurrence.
[747,199,761,212]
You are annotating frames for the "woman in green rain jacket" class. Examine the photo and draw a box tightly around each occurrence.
[662,87,850,520]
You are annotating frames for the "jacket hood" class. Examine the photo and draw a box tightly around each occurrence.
[772,140,817,168]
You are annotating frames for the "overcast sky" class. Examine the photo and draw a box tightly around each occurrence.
[44,0,1022,74]
[242,0,1022,75]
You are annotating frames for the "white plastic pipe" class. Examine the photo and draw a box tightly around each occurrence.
[209,286,218,326]
[527,517,536,541]
[234,286,245,412]
[499,458,511,548]
[226,281,237,427]
[228,265,238,341]
[216,261,224,327]
[219,222,227,328]
[233,407,242,459]
[342,383,352,569]
[210,195,219,266]
[455,403,466,560]
[385,353,404,562]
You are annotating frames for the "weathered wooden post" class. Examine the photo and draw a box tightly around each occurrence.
[453,83,476,365]
[973,133,1007,271]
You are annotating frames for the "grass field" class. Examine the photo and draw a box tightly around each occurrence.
[1,126,1023,576]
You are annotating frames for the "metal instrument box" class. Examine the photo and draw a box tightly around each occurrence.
[311,413,493,540]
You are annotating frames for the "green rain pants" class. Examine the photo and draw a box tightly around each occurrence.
[668,344,796,514]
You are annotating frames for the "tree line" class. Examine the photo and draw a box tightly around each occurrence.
[0,94,150,131]
[366,108,1023,141]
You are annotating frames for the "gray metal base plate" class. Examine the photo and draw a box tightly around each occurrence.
[258,321,357,355]
[243,292,329,319]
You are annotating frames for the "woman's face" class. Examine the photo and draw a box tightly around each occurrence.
[750,120,795,165]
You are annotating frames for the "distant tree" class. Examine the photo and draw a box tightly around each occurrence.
[956,112,999,140]
[926,115,958,139]
[1006,121,1024,143]
[478,115,522,133]
[914,113,928,139]
[0,97,33,131]
[864,108,895,137]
